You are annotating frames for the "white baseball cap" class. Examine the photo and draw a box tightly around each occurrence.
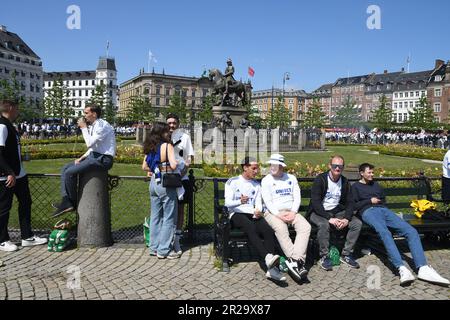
[267,154,287,167]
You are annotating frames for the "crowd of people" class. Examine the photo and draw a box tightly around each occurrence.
[1,98,449,288]
[326,130,450,149]
[15,121,136,139]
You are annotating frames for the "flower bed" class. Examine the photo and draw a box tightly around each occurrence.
[368,144,446,162]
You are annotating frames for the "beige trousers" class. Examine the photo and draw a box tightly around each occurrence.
[264,212,311,262]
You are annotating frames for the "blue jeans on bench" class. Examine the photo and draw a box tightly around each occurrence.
[362,206,427,270]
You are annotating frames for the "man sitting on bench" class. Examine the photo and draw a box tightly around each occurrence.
[261,154,311,282]
[307,155,362,271]
[352,163,449,286]
[225,157,286,282]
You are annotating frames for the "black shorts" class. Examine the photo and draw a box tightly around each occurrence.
[179,179,193,204]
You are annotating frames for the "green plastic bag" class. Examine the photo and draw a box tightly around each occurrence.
[279,256,288,273]
[328,246,341,266]
[143,217,150,247]
[47,230,69,252]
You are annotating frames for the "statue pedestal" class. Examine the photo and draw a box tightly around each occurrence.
[212,105,248,128]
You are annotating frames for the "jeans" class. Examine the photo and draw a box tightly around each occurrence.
[362,207,427,269]
[60,152,113,204]
[310,211,362,257]
[0,176,33,243]
[149,174,178,256]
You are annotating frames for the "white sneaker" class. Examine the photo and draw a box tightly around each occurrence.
[266,267,286,282]
[418,265,450,286]
[398,266,415,286]
[0,241,19,252]
[22,236,48,247]
[265,253,280,269]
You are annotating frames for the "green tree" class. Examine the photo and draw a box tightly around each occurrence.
[267,96,291,129]
[371,95,393,130]
[127,95,155,124]
[302,98,326,129]
[332,96,362,128]
[43,76,74,122]
[0,72,41,121]
[197,95,214,124]
[163,93,188,122]
[407,96,437,130]
[88,84,116,124]
[245,101,264,129]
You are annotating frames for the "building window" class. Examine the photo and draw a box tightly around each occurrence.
[394,102,398,109]
[202,89,208,97]
[405,92,408,98]
[156,87,160,95]
[85,80,89,86]
[421,91,426,96]
[398,114,403,122]
[165,88,170,96]
[435,88,442,97]
[166,98,170,105]
[394,93,398,98]
[192,90,196,97]
[399,93,403,98]
[409,101,414,108]
[434,103,441,113]
[435,75,442,82]
[156,98,160,106]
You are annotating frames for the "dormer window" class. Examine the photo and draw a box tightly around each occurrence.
[435,75,442,82]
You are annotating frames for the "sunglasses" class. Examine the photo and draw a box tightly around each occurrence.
[331,164,344,170]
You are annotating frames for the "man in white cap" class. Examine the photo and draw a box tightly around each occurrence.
[261,154,311,282]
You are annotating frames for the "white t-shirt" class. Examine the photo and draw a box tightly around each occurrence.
[171,129,194,181]
[224,175,262,220]
[322,175,342,211]
[261,173,301,216]
[443,150,450,178]
[0,124,26,181]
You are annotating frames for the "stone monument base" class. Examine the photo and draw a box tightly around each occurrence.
[212,105,248,128]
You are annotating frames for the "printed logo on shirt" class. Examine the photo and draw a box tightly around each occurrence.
[275,188,292,196]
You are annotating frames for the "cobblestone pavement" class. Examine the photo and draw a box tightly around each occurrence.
[0,243,449,300]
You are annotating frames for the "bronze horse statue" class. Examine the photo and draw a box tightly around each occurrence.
[209,68,248,106]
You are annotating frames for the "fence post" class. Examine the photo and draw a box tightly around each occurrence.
[187,169,195,244]
[77,170,113,248]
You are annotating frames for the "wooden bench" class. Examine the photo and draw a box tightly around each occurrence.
[213,176,450,272]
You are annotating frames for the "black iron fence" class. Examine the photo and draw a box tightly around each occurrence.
[7,173,443,245]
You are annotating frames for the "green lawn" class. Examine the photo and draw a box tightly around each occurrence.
[283,146,441,172]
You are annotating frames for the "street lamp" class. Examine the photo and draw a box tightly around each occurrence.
[282,72,291,99]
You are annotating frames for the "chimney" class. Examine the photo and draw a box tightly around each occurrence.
[435,59,445,69]
[0,25,7,32]
[446,61,450,77]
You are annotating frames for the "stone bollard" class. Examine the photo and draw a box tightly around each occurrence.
[77,170,113,248]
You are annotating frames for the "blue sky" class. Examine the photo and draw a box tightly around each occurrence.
[1,0,449,92]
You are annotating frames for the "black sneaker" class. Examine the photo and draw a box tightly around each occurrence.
[319,256,333,271]
[340,255,360,269]
[52,198,75,218]
[296,260,309,280]
[285,258,303,281]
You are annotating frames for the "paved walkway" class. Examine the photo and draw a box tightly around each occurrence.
[0,243,449,300]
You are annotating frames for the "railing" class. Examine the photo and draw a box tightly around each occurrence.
[7,173,442,245]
